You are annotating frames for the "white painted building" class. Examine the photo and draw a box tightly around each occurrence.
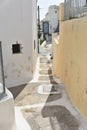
[0,0,38,88]
[65,0,87,7]
[0,1,38,130]
[42,5,59,34]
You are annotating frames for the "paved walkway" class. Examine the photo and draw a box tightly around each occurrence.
[10,43,87,130]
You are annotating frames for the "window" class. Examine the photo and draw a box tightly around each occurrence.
[12,42,21,54]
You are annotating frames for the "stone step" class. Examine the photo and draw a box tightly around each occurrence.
[26,116,40,130]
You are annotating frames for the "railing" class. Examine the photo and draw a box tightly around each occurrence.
[64,0,87,20]
[0,42,6,99]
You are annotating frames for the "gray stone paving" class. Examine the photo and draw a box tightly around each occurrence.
[39,70,52,75]
[22,105,79,130]
[9,44,87,130]
[14,82,62,106]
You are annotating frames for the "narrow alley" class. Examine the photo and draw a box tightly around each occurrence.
[1,0,87,130]
[10,43,87,130]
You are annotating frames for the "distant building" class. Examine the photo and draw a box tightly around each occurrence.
[42,5,59,35]
[0,0,38,88]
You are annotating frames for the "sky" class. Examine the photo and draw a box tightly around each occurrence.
[38,0,64,20]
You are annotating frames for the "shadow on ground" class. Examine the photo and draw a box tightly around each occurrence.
[41,67,79,130]
[9,84,26,99]
[42,105,79,130]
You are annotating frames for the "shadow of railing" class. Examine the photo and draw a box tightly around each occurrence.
[41,67,79,130]
[48,67,57,84]
[43,67,62,102]
[42,105,79,130]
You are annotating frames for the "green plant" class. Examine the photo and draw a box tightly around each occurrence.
[40,40,44,45]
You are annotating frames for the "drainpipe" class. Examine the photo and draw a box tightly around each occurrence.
[38,6,40,53]
[0,42,5,94]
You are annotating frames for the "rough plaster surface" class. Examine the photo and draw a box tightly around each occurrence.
[53,16,87,119]
[0,0,37,88]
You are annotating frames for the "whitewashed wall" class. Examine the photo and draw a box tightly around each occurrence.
[32,0,38,72]
[44,5,59,34]
[49,6,59,34]
[0,0,37,88]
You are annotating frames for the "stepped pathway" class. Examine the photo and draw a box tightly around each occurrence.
[10,44,87,130]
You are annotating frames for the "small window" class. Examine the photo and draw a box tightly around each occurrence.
[12,42,21,54]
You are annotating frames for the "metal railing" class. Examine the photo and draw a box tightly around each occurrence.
[64,0,87,20]
[0,42,6,99]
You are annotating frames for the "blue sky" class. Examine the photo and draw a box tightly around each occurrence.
[38,0,64,20]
